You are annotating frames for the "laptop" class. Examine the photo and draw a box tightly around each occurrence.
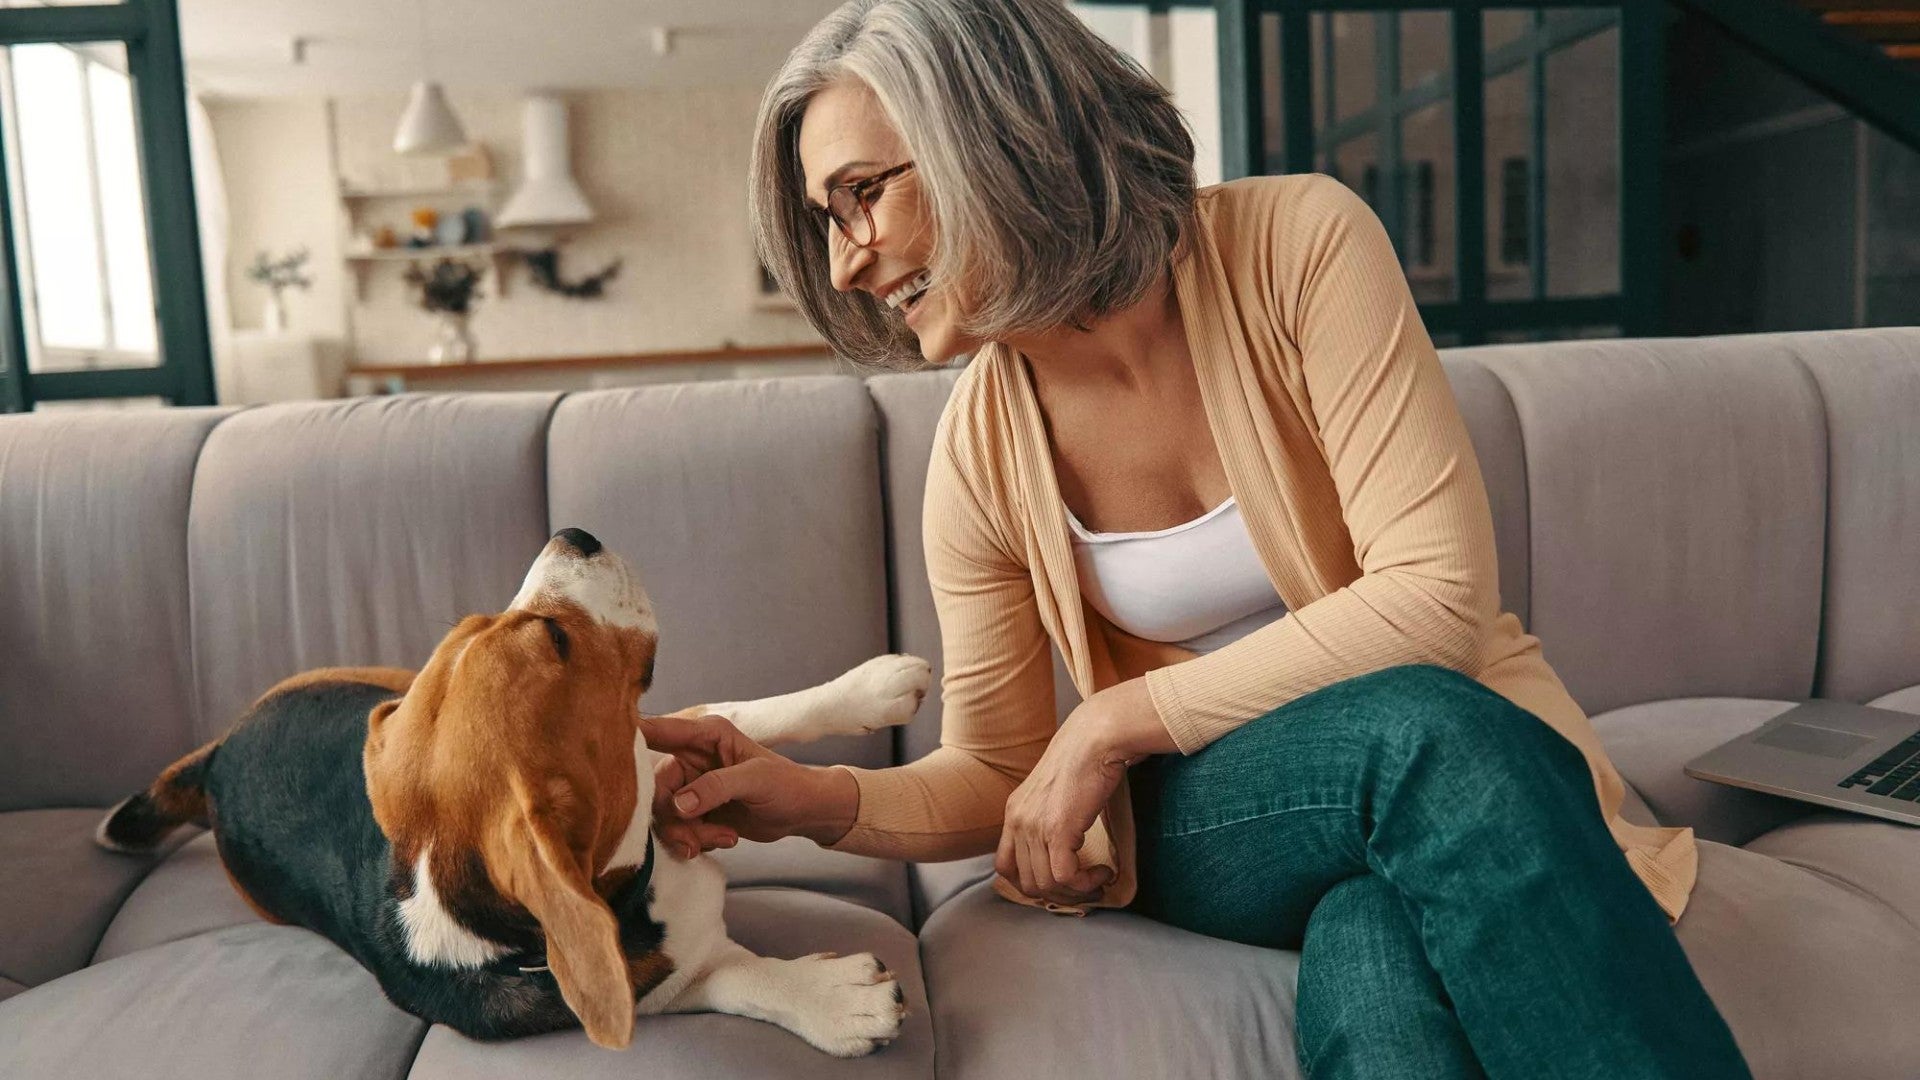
[1684,699,1920,827]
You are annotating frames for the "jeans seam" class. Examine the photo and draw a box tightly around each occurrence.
[1151,802,1359,840]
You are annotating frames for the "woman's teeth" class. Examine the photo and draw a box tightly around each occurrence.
[887,270,932,311]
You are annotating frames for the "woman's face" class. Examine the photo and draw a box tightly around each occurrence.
[798,78,977,365]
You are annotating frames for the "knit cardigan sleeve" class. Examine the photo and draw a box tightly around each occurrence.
[822,410,1058,861]
[1143,176,1503,753]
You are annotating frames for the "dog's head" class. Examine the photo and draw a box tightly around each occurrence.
[364,527,659,1048]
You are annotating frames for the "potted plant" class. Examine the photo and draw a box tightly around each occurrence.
[403,258,485,364]
[245,248,313,332]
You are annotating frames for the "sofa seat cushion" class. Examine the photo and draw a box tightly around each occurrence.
[907,854,996,927]
[1590,698,1817,845]
[93,831,259,964]
[96,832,911,965]
[0,923,426,1080]
[1741,810,1920,927]
[1677,836,1920,1077]
[0,808,187,989]
[404,887,933,1079]
[708,836,910,925]
[918,880,1304,1079]
[1869,684,1920,715]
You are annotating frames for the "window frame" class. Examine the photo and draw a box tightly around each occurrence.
[0,0,211,412]
[1,40,158,372]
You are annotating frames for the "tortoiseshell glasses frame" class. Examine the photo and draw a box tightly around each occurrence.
[818,161,916,249]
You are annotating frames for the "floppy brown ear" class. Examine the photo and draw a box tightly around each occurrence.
[501,789,634,1049]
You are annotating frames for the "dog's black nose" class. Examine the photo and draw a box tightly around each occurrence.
[554,528,602,557]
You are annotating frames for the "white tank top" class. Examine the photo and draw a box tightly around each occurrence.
[1065,496,1288,655]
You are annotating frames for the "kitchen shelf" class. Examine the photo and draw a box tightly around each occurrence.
[344,244,512,301]
[338,181,501,201]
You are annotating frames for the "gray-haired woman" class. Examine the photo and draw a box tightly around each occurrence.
[641,1,1752,1075]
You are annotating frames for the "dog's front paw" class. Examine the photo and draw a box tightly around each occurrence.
[831,655,932,735]
[782,952,906,1057]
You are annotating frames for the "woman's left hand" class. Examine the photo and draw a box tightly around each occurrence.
[996,678,1174,905]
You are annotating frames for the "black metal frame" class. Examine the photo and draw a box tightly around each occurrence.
[1088,0,1665,343]
[0,0,213,412]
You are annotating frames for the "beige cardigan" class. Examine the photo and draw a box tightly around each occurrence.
[824,173,1698,925]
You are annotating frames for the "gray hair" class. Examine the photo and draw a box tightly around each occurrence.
[749,0,1198,370]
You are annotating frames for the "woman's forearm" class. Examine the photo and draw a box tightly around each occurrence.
[795,763,861,846]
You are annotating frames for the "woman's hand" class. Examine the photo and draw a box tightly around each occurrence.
[639,713,858,858]
[996,678,1173,905]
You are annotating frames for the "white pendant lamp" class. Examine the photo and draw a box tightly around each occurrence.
[392,0,467,155]
[495,95,594,228]
[393,81,467,155]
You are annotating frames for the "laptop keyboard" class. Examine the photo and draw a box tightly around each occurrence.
[1837,727,1920,800]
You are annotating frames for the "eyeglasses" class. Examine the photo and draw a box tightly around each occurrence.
[817,161,916,249]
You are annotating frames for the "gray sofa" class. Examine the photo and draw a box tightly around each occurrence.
[1,327,1917,1079]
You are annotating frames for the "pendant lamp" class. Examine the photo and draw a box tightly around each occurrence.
[393,0,467,155]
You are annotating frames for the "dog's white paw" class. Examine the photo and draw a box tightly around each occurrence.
[830,655,931,735]
[781,952,906,1058]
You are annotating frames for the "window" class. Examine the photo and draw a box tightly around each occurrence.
[1408,159,1435,267]
[1068,3,1223,188]
[2,42,158,372]
[1500,156,1530,266]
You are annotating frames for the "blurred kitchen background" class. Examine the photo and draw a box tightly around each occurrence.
[0,0,1915,410]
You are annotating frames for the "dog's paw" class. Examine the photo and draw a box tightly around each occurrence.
[781,952,906,1057]
[830,655,932,735]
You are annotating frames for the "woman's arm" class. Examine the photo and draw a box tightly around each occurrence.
[818,430,1060,861]
[1142,175,1504,754]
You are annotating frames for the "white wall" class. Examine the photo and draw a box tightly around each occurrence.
[209,85,822,366]
[208,98,349,340]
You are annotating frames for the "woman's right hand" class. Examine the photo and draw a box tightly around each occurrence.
[639,713,858,858]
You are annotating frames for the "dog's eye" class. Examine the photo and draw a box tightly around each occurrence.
[543,617,570,662]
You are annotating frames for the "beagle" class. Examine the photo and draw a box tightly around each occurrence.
[95,528,929,1055]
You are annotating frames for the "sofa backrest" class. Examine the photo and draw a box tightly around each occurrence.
[2,328,1914,809]
[0,407,237,810]
[0,378,893,811]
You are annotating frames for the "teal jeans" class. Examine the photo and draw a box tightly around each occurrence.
[1125,664,1751,1080]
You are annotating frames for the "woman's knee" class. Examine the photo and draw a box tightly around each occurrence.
[1335,664,1584,773]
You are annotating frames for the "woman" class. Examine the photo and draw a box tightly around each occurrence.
[642,1,1753,1076]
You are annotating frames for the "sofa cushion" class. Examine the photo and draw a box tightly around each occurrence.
[1590,698,1815,845]
[546,377,894,770]
[0,406,237,809]
[1777,328,1920,704]
[0,809,187,990]
[0,923,426,1080]
[1472,336,1827,715]
[907,854,996,927]
[188,393,560,741]
[708,837,910,926]
[1870,685,1920,714]
[1742,810,1920,927]
[1437,354,1533,629]
[1676,837,1920,1078]
[0,978,24,1005]
[918,880,1305,1079]
[92,831,258,964]
[404,887,933,1079]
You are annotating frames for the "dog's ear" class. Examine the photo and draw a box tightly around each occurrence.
[500,780,633,1049]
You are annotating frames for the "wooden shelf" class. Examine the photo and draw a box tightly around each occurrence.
[339,181,501,201]
[344,245,511,301]
[346,342,836,382]
[346,244,501,262]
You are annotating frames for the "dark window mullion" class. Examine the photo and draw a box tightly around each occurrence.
[1528,8,1547,301]
[1452,4,1487,344]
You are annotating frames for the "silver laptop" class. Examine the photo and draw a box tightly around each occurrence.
[1684,699,1920,826]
